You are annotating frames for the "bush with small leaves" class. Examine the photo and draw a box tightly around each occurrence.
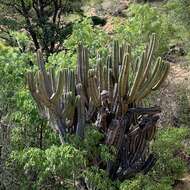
[114,4,175,57]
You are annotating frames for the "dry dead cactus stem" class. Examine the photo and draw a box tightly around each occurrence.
[26,34,169,180]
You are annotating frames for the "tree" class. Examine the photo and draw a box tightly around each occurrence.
[0,0,86,56]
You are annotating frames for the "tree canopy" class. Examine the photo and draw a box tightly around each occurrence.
[0,0,87,55]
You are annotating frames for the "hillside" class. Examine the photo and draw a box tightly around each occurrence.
[0,0,190,189]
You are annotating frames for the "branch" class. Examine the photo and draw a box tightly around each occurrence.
[52,0,59,24]
[50,0,60,52]
[20,0,40,50]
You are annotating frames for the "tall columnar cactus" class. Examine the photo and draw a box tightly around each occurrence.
[26,50,78,143]
[78,34,169,116]
[27,34,169,182]
[82,34,169,179]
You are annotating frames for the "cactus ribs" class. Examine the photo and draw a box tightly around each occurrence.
[26,34,169,181]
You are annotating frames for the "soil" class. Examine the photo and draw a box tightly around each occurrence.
[174,174,190,190]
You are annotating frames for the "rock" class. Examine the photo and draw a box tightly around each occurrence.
[163,44,187,63]
[101,0,129,16]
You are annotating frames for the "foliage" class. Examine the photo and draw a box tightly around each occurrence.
[0,42,59,151]
[166,0,190,66]
[120,175,172,190]
[47,51,77,70]
[46,4,178,69]
[47,19,110,70]
[0,30,32,52]
[8,144,86,189]
[114,4,175,56]
[120,175,143,190]
[0,42,33,119]
[176,86,190,127]
[7,127,117,189]
[166,0,190,29]
[0,41,59,189]
[7,127,189,189]
[68,127,117,164]
[0,0,88,55]
[64,19,110,55]
[82,167,117,190]
[8,31,33,52]
[152,127,189,181]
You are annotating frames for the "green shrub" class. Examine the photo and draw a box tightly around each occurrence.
[0,42,60,151]
[48,7,175,69]
[152,127,189,180]
[8,145,86,189]
[120,176,142,190]
[47,19,110,70]
[7,127,117,189]
[175,85,190,127]
[64,18,109,54]
[8,127,189,190]
[166,0,190,29]
[83,167,116,190]
[120,175,173,190]
[166,0,190,68]
[0,42,33,120]
[114,4,175,56]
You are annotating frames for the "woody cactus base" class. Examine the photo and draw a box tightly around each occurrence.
[26,34,169,181]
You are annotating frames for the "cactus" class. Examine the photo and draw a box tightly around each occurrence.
[26,34,169,182]
[75,34,169,179]
[26,50,78,143]
[106,34,167,106]
[79,34,169,118]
